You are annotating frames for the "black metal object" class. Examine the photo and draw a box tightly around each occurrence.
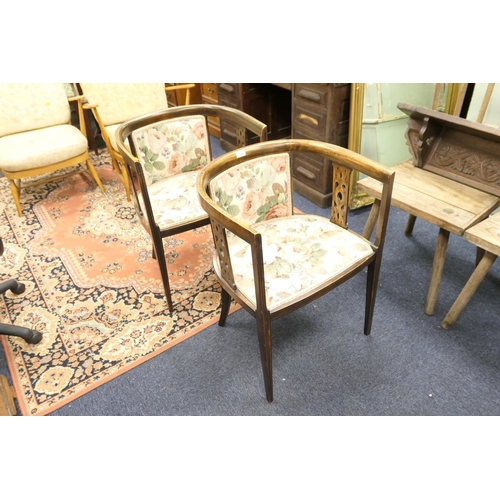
[0,238,43,344]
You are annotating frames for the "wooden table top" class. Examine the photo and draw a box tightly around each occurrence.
[357,159,500,235]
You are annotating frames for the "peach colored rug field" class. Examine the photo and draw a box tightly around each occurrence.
[0,152,226,415]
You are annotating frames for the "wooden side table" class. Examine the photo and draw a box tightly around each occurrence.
[358,104,500,315]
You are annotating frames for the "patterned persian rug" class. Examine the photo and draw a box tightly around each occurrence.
[0,151,227,415]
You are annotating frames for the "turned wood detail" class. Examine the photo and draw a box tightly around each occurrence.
[331,164,350,229]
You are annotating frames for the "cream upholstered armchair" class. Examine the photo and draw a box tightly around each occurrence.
[197,139,395,402]
[79,83,195,201]
[116,104,268,312]
[0,83,105,216]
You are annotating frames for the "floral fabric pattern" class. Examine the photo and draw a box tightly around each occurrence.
[209,153,293,225]
[215,214,374,312]
[138,170,208,231]
[131,116,210,187]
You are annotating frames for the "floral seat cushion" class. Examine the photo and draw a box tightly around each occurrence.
[138,170,207,231]
[214,214,374,312]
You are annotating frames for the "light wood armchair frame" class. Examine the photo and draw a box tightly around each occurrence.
[197,139,394,402]
[116,104,268,312]
[0,85,105,216]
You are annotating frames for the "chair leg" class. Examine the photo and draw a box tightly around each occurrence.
[425,227,450,316]
[6,178,22,217]
[85,159,105,193]
[441,251,497,329]
[151,235,173,312]
[110,155,131,202]
[120,162,131,202]
[256,313,273,402]
[218,288,231,327]
[364,257,382,336]
[405,215,417,237]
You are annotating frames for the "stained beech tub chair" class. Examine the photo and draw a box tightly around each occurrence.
[0,83,105,216]
[197,139,395,402]
[79,83,195,201]
[115,104,268,312]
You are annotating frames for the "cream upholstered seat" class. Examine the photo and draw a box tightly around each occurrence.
[197,139,394,402]
[0,83,105,216]
[115,104,268,312]
[80,83,195,201]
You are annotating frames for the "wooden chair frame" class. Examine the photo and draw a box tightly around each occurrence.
[116,104,268,312]
[197,139,394,402]
[1,92,105,216]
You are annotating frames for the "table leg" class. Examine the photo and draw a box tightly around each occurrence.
[405,214,417,237]
[441,251,497,329]
[425,227,450,315]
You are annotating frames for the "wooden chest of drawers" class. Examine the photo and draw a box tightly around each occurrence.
[217,83,291,151]
[291,83,351,207]
[201,83,220,138]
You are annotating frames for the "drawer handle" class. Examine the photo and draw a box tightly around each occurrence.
[299,113,318,126]
[220,83,235,93]
[297,166,316,180]
[208,88,214,94]
[298,89,321,102]
[223,129,237,139]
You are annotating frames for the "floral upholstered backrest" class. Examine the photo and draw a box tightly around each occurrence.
[209,153,293,226]
[131,116,210,186]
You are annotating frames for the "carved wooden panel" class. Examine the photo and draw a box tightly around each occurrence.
[331,164,350,229]
[211,220,236,290]
[401,103,500,198]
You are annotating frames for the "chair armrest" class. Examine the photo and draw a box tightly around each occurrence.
[67,94,88,139]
